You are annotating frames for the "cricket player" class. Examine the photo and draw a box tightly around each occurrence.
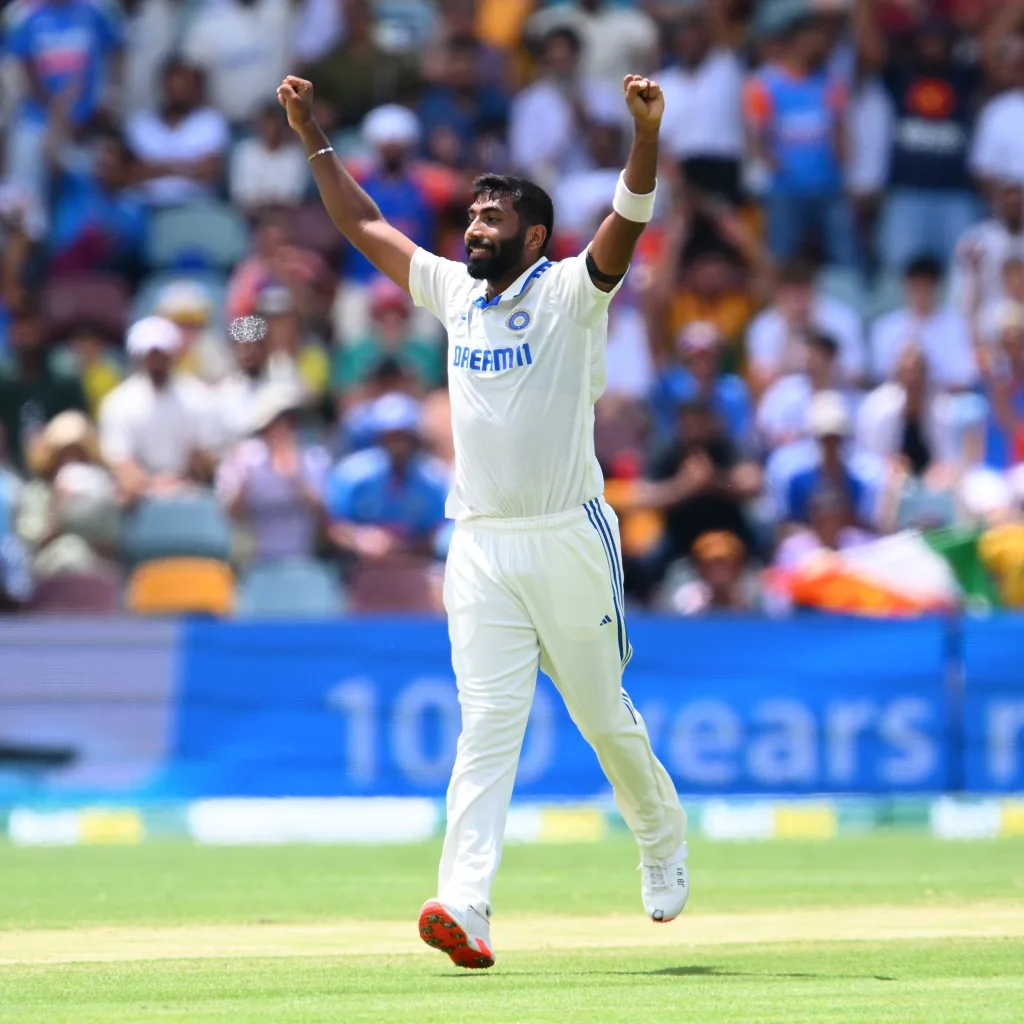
[278,71,688,970]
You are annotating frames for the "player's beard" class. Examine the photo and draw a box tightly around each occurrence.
[466,229,526,281]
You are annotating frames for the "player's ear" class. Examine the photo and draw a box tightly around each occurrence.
[525,223,547,255]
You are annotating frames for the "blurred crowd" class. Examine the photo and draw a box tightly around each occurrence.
[2,0,1024,617]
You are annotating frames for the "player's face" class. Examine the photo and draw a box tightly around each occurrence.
[465,199,527,281]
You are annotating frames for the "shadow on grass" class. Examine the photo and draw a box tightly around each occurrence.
[649,965,897,982]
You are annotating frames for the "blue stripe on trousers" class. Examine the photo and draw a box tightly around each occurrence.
[589,499,632,668]
[583,500,624,666]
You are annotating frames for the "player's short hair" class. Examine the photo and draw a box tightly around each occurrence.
[471,174,555,255]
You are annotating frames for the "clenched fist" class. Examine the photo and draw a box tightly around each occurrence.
[623,74,664,139]
[277,75,315,132]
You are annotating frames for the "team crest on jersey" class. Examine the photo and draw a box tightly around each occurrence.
[506,308,532,333]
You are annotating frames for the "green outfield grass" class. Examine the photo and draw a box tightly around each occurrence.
[1,835,1022,1023]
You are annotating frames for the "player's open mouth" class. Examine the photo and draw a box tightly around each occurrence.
[467,244,493,257]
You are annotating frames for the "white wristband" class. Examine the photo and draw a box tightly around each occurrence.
[612,171,657,223]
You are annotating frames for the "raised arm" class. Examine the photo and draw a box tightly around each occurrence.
[852,0,886,73]
[277,76,417,292]
[585,74,664,292]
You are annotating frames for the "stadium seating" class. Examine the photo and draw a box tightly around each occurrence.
[817,266,866,316]
[236,558,343,619]
[121,495,232,566]
[27,567,122,615]
[146,203,250,270]
[348,558,438,613]
[865,272,906,321]
[42,274,131,341]
[126,557,234,616]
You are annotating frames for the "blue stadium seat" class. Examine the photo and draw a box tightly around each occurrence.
[121,495,232,565]
[130,271,228,330]
[865,272,905,321]
[236,559,343,619]
[146,203,250,271]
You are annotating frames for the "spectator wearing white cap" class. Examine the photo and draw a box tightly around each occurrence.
[324,393,450,563]
[777,390,877,528]
[334,105,435,344]
[230,102,310,216]
[508,25,624,193]
[156,280,233,384]
[98,317,220,502]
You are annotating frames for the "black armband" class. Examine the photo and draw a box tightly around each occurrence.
[586,249,626,286]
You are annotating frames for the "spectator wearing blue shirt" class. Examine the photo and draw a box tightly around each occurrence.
[2,0,123,200]
[417,34,509,170]
[325,394,449,562]
[48,127,146,277]
[783,390,870,526]
[344,105,433,287]
[650,321,752,454]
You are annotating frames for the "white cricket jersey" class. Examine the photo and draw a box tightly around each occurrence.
[409,249,623,520]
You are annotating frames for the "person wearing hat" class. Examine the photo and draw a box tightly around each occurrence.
[324,392,449,564]
[782,389,872,527]
[156,279,232,384]
[98,316,220,502]
[333,275,441,399]
[216,382,329,566]
[651,320,752,452]
[667,528,756,615]
[16,410,119,579]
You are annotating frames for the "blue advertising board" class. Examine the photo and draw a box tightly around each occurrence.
[165,617,952,798]
[962,616,1024,791]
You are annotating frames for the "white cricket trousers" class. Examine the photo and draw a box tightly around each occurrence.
[438,498,687,911]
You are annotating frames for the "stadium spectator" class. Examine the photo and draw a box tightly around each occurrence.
[301,0,421,130]
[508,25,621,193]
[62,323,123,420]
[525,0,658,92]
[757,330,844,454]
[156,279,233,385]
[983,306,1024,471]
[217,317,275,445]
[125,59,230,207]
[0,150,46,281]
[552,115,624,246]
[774,485,875,568]
[650,321,752,453]
[855,1,990,270]
[744,11,855,266]
[216,383,329,565]
[951,180,1024,318]
[2,0,123,202]
[871,256,977,390]
[0,300,87,473]
[745,259,865,394]
[120,0,180,118]
[779,390,871,528]
[325,393,449,562]
[970,31,1024,193]
[667,528,758,616]
[422,0,509,92]
[229,102,310,215]
[417,33,509,171]
[181,0,296,127]
[656,0,745,206]
[0,424,32,611]
[98,317,220,502]
[333,276,442,398]
[17,409,119,578]
[256,282,330,403]
[45,124,146,278]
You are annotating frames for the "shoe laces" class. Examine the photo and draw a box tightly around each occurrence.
[640,859,669,889]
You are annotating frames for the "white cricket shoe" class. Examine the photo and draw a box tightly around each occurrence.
[640,841,689,923]
[418,899,495,969]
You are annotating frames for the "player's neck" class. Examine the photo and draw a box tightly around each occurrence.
[484,257,541,302]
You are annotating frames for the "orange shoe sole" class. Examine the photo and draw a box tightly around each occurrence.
[418,900,495,969]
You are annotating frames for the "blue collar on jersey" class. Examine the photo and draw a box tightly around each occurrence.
[471,258,552,310]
